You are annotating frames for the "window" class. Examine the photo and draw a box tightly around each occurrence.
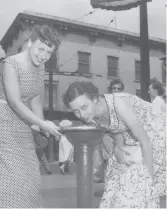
[136,89,141,98]
[78,52,90,73]
[107,56,119,77]
[44,82,59,110]
[135,60,140,81]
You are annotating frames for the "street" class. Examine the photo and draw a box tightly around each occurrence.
[41,173,103,208]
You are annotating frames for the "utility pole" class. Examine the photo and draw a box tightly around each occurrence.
[45,54,57,162]
[91,0,151,101]
[140,1,150,101]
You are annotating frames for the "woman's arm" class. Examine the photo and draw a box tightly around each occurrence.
[114,96,153,178]
[3,62,44,127]
[31,89,44,120]
[31,91,45,133]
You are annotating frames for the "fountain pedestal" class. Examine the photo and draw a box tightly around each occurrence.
[60,126,105,208]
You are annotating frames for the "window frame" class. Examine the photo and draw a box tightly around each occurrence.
[78,51,91,74]
[107,55,119,78]
[135,60,141,82]
[136,89,141,98]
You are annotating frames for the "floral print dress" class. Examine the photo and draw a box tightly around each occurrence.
[0,57,44,207]
[99,93,166,208]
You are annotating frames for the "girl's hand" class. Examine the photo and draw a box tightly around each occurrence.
[31,124,50,137]
[40,120,62,136]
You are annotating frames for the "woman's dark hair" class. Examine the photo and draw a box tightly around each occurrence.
[30,25,60,48]
[151,82,165,96]
[109,78,124,91]
[17,39,29,53]
[63,81,99,108]
[17,26,60,53]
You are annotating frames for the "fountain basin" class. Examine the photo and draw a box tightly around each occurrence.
[60,125,105,146]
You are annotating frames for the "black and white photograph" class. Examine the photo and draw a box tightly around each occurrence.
[0,0,166,208]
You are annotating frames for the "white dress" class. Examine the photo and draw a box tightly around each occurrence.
[151,96,166,116]
[59,135,74,163]
[100,93,166,208]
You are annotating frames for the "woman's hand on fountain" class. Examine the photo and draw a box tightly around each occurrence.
[59,120,73,128]
[40,120,62,136]
[31,125,40,132]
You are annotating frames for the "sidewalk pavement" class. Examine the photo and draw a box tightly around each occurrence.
[41,173,103,208]
[41,162,166,208]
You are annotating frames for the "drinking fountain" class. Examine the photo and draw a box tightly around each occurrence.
[60,126,105,208]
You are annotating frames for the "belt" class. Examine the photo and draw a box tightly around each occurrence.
[0,99,7,104]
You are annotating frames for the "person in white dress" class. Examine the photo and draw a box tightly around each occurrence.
[148,81,166,116]
[58,120,74,174]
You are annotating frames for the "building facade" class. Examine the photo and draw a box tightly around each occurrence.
[1,11,166,113]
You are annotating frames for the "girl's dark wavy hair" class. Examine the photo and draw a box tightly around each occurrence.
[63,81,99,108]
[31,25,60,48]
[18,25,60,53]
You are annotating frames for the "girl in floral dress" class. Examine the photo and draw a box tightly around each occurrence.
[63,81,166,208]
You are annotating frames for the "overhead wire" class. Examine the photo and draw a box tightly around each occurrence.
[55,9,99,70]
[53,9,118,77]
